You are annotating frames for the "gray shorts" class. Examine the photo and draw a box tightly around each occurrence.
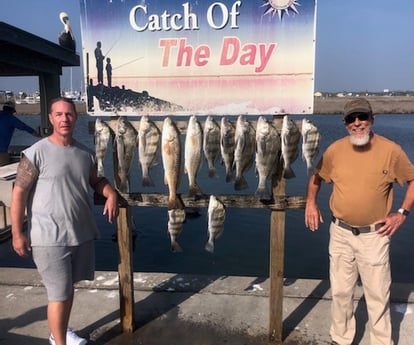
[32,240,95,301]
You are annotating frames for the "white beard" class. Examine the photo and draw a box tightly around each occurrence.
[349,132,370,146]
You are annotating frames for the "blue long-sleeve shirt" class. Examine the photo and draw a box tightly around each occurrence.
[0,110,36,152]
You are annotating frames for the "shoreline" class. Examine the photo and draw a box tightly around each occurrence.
[12,95,414,115]
[313,95,414,114]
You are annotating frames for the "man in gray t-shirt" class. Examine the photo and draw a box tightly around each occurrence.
[11,97,119,345]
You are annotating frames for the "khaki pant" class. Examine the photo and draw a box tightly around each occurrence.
[329,222,393,345]
[0,152,10,166]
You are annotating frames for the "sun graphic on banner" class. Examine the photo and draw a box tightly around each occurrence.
[262,0,300,20]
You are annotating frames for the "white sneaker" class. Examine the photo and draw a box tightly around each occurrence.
[49,328,87,345]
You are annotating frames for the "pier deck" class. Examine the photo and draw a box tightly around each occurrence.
[1,268,414,345]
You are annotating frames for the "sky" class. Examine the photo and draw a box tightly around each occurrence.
[1,0,414,94]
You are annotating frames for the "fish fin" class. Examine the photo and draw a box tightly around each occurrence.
[205,240,214,253]
[255,187,272,201]
[283,166,296,179]
[185,207,201,218]
[142,175,155,187]
[238,134,246,152]
[234,176,248,190]
[259,138,267,156]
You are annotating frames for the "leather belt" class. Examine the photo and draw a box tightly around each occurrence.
[331,216,384,236]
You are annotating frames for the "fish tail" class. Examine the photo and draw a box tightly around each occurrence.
[168,196,184,210]
[283,166,296,179]
[170,239,183,253]
[119,176,129,193]
[255,186,272,201]
[307,165,318,176]
[208,167,218,178]
[234,175,248,191]
[142,175,155,187]
[225,170,234,183]
[188,183,203,197]
[205,240,215,253]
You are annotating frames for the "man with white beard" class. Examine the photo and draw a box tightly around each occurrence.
[304,98,414,345]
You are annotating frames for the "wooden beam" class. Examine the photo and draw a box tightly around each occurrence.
[0,49,63,75]
[0,21,80,67]
[99,192,306,210]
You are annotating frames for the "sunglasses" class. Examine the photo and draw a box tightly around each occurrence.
[344,113,371,124]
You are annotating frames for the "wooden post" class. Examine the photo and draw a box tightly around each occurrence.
[268,116,286,343]
[38,73,61,135]
[112,130,135,332]
[117,206,135,332]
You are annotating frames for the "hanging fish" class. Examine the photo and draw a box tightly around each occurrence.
[205,195,226,253]
[115,116,137,193]
[280,115,301,179]
[138,115,160,187]
[203,116,221,178]
[220,117,236,183]
[234,115,256,190]
[184,115,203,197]
[94,118,111,177]
[168,208,186,252]
[301,119,321,176]
[255,116,281,201]
[161,117,183,210]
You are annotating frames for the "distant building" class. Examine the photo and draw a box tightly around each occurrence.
[0,90,14,104]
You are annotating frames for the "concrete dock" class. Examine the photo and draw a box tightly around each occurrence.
[1,268,414,345]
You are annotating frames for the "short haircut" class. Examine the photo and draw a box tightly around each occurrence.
[48,97,77,116]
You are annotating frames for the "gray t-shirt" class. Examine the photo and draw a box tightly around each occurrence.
[23,138,100,246]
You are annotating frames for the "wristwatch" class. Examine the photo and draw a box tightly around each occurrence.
[398,208,410,216]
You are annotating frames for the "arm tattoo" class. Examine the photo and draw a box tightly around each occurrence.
[91,176,108,191]
[15,155,39,190]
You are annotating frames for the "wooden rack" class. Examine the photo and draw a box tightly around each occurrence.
[92,116,307,344]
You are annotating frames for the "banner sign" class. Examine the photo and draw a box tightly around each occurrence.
[79,0,316,116]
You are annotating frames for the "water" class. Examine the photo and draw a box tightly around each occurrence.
[2,114,414,283]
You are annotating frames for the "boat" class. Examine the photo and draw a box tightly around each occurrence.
[0,151,29,243]
[24,95,38,104]
[62,67,81,101]
[63,90,80,101]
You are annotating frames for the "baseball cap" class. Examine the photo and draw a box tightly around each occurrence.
[343,98,373,118]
